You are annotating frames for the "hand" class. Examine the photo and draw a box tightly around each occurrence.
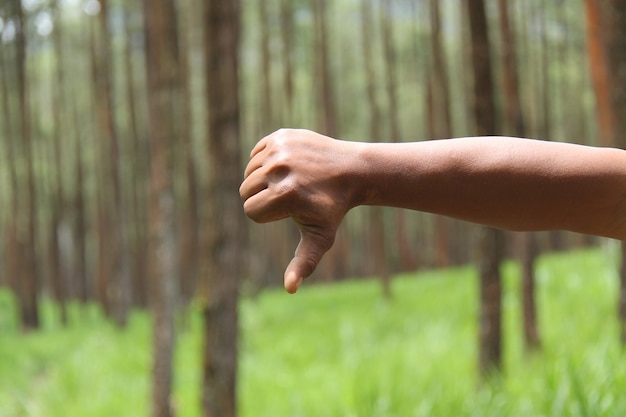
[240,129,360,293]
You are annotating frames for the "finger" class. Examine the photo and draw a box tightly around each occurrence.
[239,169,268,201]
[244,148,267,178]
[284,228,335,294]
[249,136,269,159]
[242,189,290,223]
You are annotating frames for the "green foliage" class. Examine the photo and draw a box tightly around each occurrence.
[1,248,625,416]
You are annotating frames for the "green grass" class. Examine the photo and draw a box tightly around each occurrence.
[1,247,625,416]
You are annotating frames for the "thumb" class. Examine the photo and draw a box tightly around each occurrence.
[284,228,335,294]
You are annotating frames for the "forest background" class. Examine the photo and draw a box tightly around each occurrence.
[1,0,626,416]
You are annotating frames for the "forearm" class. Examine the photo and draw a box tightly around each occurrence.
[350,137,626,239]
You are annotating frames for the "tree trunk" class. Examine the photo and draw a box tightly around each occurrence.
[466,0,504,376]
[429,0,454,269]
[379,0,415,276]
[144,0,181,415]
[71,89,89,303]
[50,0,68,324]
[123,1,149,309]
[280,0,295,122]
[202,1,243,416]
[176,0,199,308]
[312,0,338,137]
[360,0,390,294]
[497,0,539,352]
[15,0,40,331]
[259,0,274,134]
[0,24,20,301]
[600,0,626,345]
[95,0,130,326]
[584,0,614,147]
[520,232,540,349]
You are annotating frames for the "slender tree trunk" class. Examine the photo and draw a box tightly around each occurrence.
[123,1,149,309]
[379,0,415,276]
[429,0,454,269]
[0,25,20,300]
[312,0,338,137]
[71,88,88,303]
[280,0,295,122]
[144,0,181,415]
[259,0,273,134]
[176,0,199,308]
[15,0,40,331]
[497,0,540,352]
[96,0,130,326]
[49,0,68,324]
[466,0,504,376]
[202,2,243,416]
[361,0,390,294]
[584,0,613,147]
[600,0,626,345]
[89,14,111,314]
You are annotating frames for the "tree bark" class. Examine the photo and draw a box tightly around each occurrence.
[95,0,130,326]
[259,0,274,133]
[49,0,68,324]
[123,1,149,309]
[202,1,243,416]
[497,0,539,352]
[144,0,181,415]
[0,20,20,300]
[176,0,199,308]
[361,0,390,294]
[15,0,40,331]
[600,0,626,345]
[466,0,504,376]
[429,0,453,269]
[312,0,338,137]
[584,0,614,147]
[280,0,295,122]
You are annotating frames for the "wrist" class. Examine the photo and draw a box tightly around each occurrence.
[343,141,384,208]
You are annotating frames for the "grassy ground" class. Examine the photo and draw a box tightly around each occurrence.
[1,247,625,416]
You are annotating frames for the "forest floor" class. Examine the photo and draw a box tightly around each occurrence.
[1,247,625,417]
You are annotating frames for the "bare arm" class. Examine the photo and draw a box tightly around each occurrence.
[240,129,626,293]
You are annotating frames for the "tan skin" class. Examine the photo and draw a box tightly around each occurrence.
[240,128,626,294]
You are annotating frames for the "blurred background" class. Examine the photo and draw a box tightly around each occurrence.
[1,0,626,416]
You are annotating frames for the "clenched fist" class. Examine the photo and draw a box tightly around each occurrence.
[239,129,365,293]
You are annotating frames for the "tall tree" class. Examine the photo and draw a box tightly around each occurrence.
[49,0,68,324]
[497,0,540,351]
[600,0,626,345]
[584,0,613,147]
[361,0,390,295]
[280,0,295,122]
[144,0,181,415]
[466,0,504,375]
[379,0,415,275]
[0,11,20,301]
[15,0,40,330]
[259,0,274,133]
[123,0,149,309]
[94,0,130,325]
[312,0,338,137]
[202,1,244,416]
[429,0,453,268]
[176,0,199,307]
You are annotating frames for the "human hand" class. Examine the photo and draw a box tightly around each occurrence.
[240,129,361,293]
